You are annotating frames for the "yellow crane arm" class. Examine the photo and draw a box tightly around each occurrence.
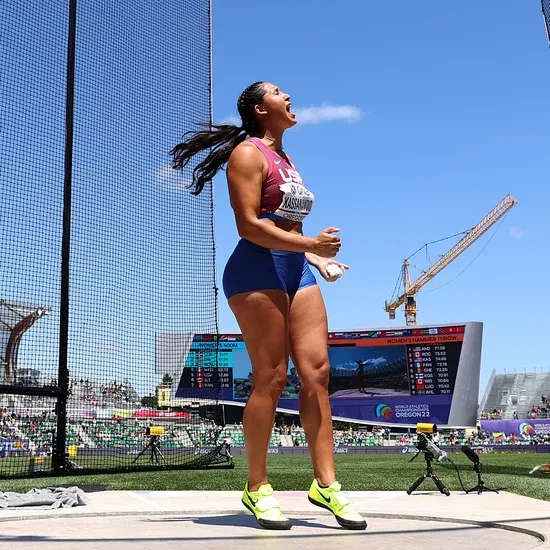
[385,193,518,320]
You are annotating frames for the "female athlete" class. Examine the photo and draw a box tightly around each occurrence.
[170,81,366,531]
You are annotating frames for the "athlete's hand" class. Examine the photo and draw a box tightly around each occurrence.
[312,227,341,258]
[317,259,350,282]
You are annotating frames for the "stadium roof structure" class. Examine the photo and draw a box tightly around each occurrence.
[0,299,51,380]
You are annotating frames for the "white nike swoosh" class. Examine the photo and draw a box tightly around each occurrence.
[274,159,282,164]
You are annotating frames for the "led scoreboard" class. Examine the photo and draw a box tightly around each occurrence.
[179,368,232,390]
[173,322,482,427]
[407,343,460,396]
[178,337,234,389]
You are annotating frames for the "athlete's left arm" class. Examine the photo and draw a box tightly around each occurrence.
[305,252,323,268]
[306,253,349,282]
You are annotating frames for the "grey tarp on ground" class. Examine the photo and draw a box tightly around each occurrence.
[0,487,90,509]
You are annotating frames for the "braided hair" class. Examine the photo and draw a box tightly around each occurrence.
[170,81,266,195]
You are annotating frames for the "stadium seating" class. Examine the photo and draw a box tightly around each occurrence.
[480,370,550,419]
[3,370,550,457]
[2,415,550,453]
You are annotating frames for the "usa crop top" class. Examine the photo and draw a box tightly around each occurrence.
[247,137,314,222]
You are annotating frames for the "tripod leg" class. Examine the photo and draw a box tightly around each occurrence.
[431,474,450,496]
[466,484,482,494]
[467,483,503,495]
[132,443,149,464]
[466,471,504,494]
[150,443,164,463]
[407,474,427,495]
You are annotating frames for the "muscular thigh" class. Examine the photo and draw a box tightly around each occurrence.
[228,290,290,388]
[288,285,329,383]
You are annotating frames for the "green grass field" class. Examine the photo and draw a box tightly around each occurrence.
[2,452,550,501]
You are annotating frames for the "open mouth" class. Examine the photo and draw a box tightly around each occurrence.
[286,103,295,116]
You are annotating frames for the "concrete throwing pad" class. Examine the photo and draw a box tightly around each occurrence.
[1,490,549,549]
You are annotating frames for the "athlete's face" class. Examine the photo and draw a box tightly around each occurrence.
[255,82,297,129]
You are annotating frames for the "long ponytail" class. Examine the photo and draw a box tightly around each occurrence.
[169,81,266,195]
[170,124,246,195]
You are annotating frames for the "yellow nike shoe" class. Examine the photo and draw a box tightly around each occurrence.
[242,482,292,530]
[308,479,367,530]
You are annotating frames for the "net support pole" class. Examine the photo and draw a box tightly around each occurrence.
[53,0,77,474]
[543,1,550,46]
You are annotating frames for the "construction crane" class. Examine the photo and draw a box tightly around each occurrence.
[384,193,518,326]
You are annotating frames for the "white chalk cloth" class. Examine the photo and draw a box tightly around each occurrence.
[0,486,90,509]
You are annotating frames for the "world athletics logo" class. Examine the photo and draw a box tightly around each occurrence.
[376,404,394,419]
[519,422,535,436]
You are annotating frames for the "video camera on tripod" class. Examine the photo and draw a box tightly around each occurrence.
[415,423,448,463]
[407,423,450,496]
[407,423,505,497]
[132,425,165,465]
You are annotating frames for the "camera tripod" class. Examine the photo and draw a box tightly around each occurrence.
[407,451,450,496]
[465,460,505,495]
[132,434,165,464]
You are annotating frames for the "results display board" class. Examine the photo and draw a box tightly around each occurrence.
[173,322,482,427]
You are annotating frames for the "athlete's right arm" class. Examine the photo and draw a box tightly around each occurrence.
[226,143,340,257]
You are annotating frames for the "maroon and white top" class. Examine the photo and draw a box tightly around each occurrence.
[247,137,314,222]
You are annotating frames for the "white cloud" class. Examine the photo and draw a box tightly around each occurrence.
[154,164,192,191]
[217,115,241,126]
[218,103,363,128]
[294,104,363,125]
[509,226,526,239]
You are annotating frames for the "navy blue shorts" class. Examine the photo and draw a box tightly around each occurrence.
[222,239,317,300]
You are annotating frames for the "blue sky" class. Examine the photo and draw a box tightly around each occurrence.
[210,1,550,396]
[2,1,549,401]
